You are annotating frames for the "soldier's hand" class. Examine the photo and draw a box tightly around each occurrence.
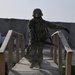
[64,28,70,34]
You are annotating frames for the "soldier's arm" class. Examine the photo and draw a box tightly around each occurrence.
[46,21,64,29]
[29,20,33,29]
[45,21,70,33]
[29,20,36,35]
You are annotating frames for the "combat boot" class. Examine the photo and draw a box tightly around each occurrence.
[39,65,42,69]
[38,63,42,69]
[30,63,35,68]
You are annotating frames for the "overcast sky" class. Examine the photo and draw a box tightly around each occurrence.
[0,0,75,22]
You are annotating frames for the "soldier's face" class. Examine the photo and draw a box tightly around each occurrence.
[35,13,39,18]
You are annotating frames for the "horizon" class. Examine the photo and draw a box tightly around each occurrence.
[0,0,75,23]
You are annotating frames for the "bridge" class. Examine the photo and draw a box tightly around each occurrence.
[0,30,75,75]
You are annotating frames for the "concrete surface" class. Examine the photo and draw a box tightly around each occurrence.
[9,57,60,75]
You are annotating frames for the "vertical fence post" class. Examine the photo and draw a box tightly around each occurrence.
[8,35,13,71]
[16,35,19,62]
[57,36,62,69]
[66,52,73,75]
[0,53,5,75]
[53,35,57,64]
[21,35,25,57]
[50,36,53,59]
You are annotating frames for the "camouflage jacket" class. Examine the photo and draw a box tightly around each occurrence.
[29,17,65,43]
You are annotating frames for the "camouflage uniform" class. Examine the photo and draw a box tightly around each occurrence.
[28,8,69,68]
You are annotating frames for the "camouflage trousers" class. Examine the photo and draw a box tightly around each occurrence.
[29,42,44,65]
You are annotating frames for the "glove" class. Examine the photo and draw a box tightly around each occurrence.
[64,28,70,33]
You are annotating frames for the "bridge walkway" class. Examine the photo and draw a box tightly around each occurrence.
[9,56,60,75]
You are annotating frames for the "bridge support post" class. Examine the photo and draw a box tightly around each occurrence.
[0,53,5,75]
[66,52,73,75]
[53,35,57,64]
[58,36,62,69]
[8,35,13,71]
[21,35,25,57]
[16,35,20,62]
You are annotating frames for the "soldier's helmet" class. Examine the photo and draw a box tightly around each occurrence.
[33,8,43,18]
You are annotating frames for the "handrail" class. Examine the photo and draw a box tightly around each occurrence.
[0,30,23,53]
[51,31,72,53]
[50,30,73,75]
[0,30,13,53]
[0,30,25,75]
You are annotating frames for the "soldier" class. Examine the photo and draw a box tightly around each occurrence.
[28,8,69,68]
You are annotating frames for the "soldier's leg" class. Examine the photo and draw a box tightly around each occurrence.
[37,43,44,68]
[26,45,31,55]
[29,44,37,68]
